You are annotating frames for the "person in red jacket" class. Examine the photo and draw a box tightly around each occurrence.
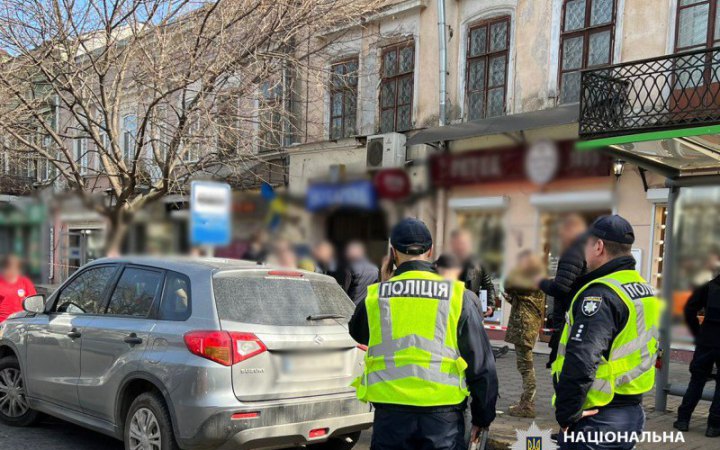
[0,255,36,323]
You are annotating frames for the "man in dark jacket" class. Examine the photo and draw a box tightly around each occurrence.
[539,213,588,367]
[554,215,660,450]
[674,275,720,437]
[450,229,497,316]
[350,219,498,449]
[344,241,379,305]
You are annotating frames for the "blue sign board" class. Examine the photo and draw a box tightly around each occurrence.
[306,180,377,212]
[190,181,232,246]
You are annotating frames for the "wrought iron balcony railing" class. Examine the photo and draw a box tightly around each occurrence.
[579,46,720,138]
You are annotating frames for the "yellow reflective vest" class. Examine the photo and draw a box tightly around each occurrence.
[352,270,470,407]
[551,270,662,410]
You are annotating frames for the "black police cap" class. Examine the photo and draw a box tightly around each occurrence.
[588,214,635,245]
[390,218,433,255]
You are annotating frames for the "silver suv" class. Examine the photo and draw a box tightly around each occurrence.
[0,257,372,450]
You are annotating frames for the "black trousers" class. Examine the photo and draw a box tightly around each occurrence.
[371,408,466,450]
[677,345,720,427]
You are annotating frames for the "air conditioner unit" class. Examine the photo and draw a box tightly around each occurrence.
[366,133,407,170]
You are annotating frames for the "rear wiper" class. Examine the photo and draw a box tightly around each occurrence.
[307,313,346,321]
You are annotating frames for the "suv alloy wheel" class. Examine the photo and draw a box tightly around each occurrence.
[124,392,178,450]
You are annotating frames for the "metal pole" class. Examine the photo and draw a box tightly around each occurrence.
[437,0,447,127]
[434,0,448,251]
[655,184,678,412]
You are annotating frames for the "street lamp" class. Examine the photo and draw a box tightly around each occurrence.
[613,159,626,179]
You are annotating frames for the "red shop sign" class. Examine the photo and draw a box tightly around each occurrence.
[374,168,411,200]
[430,140,611,188]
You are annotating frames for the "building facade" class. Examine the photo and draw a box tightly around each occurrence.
[286,0,699,326]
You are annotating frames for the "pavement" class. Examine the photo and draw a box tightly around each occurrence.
[0,349,715,450]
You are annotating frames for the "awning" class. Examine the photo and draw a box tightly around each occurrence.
[406,103,579,146]
[576,124,720,179]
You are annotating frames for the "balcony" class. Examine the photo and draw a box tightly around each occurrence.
[0,174,35,196]
[579,47,720,139]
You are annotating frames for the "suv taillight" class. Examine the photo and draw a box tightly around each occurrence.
[184,331,267,366]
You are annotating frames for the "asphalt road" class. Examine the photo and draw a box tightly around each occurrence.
[0,416,372,449]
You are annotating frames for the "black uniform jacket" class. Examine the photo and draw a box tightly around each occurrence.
[349,260,499,428]
[554,255,641,428]
[684,275,720,349]
[540,234,587,325]
[460,257,497,309]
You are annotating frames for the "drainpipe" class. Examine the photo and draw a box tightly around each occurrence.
[437,0,447,127]
[434,0,448,251]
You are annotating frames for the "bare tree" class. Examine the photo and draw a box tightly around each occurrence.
[0,0,387,252]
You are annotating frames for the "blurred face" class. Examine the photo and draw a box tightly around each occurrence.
[584,237,605,271]
[516,253,532,271]
[450,231,472,261]
[2,256,21,280]
[560,215,587,249]
[313,242,334,264]
[345,242,365,261]
[273,243,297,268]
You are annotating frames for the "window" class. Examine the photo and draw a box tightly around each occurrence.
[54,266,117,314]
[212,274,354,326]
[158,272,191,321]
[379,42,414,133]
[466,17,511,120]
[330,59,359,139]
[74,137,88,174]
[676,0,719,51]
[674,1,720,86]
[122,115,137,162]
[182,119,201,162]
[258,81,283,153]
[559,0,616,103]
[107,267,164,317]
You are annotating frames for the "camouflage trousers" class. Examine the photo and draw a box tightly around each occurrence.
[515,344,536,403]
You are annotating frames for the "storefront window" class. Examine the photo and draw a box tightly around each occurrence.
[456,210,505,277]
[674,187,720,292]
[671,187,720,345]
[649,204,668,290]
[455,210,504,323]
[541,210,608,270]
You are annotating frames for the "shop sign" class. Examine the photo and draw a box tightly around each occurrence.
[306,180,377,212]
[430,140,610,188]
[374,168,411,200]
[190,181,232,246]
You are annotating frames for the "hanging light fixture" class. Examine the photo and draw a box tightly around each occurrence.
[613,159,626,179]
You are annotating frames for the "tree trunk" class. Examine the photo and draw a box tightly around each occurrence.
[104,209,133,256]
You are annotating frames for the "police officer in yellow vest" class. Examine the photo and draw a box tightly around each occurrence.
[349,218,498,449]
[552,215,662,450]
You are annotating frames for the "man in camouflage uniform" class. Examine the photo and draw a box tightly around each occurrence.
[504,250,546,418]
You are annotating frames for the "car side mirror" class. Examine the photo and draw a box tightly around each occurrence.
[23,295,46,314]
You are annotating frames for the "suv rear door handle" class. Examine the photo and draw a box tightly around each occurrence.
[67,329,81,339]
[123,333,143,346]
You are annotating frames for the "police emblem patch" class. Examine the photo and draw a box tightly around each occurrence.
[511,422,557,450]
[581,296,602,317]
[527,436,542,450]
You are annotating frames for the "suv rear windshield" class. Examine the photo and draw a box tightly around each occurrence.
[212,272,355,326]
